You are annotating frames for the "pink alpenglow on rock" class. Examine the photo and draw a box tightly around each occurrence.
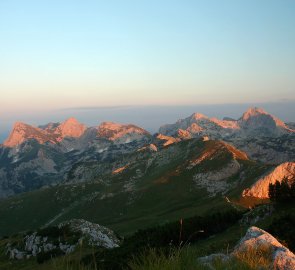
[3,122,54,147]
[97,122,150,143]
[242,162,295,198]
[3,118,87,147]
[54,118,87,141]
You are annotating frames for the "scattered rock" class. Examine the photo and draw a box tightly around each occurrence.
[6,219,120,260]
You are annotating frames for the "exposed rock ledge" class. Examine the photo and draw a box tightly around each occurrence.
[242,162,295,198]
[6,219,120,260]
[199,226,295,270]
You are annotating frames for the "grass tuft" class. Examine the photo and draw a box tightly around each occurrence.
[128,243,273,270]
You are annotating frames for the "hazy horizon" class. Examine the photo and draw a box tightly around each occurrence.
[1,1,295,142]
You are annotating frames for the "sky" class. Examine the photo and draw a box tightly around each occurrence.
[0,0,295,139]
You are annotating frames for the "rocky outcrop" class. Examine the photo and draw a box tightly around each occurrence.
[188,141,248,196]
[3,122,55,147]
[6,219,120,260]
[3,118,87,148]
[242,162,295,198]
[60,219,120,248]
[199,226,295,270]
[54,118,87,141]
[193,160,241,197]
[156,134,180,146]
[238,107,291,136]
[234,227,295,269]
[227,134,295,165]
[159,112,239,139]
[97,122,151,144]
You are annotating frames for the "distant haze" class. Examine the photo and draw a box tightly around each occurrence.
[1,102,294,143]
[1,2,295,142]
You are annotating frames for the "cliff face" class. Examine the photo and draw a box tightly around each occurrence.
[242,162,295,198]
[3,118,87,148]
[3,122,55,147]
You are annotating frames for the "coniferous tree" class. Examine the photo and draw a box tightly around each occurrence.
[280,178,291,201]
[275,180,282,200]
[268,183,275,200]
[268,175,295,202]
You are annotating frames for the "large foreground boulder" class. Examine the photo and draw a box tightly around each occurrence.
[199,226,295,270]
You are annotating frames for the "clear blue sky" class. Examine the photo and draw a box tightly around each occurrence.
[0,0,295,114]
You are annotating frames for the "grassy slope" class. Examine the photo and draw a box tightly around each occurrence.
[0,139,271,237]
[2,202,294,270]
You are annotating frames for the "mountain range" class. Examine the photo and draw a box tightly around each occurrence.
[0,107,294,199]
[0,107,293,237]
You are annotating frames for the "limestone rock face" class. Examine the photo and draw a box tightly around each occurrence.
[159,107,294,140]
[233,227,295,270]
[156,133,180,146]
[59,219,120,248]
[3,122,54,147]
[242,162,295,198]
[3,118,87,147]
[97,122,151,144]
[158,107,295,164]
[6,219,120,260]
[199,226,295,270]
[159,112,239,139]
[54,118,87,140]
[238,107,290,136]
[193,160,241,197]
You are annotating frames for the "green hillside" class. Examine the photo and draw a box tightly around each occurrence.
[0,139,270,237]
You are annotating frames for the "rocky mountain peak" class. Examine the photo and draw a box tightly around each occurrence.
[55,117,87,139]
[97,122,150,142]
[241,107,267,121]
[235,107,294,137]
[12,121,29,129]
[62,117,80,125]
[3,122,51,148]
[159,107,293,139]
[240,107,289,130]
[3,118,87,147]
[191,112,208,120]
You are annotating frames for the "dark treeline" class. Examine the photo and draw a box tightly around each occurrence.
[268,176,295,202]
[82,209,243,270]
[267,174,295,252]
[268,212,295,252]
